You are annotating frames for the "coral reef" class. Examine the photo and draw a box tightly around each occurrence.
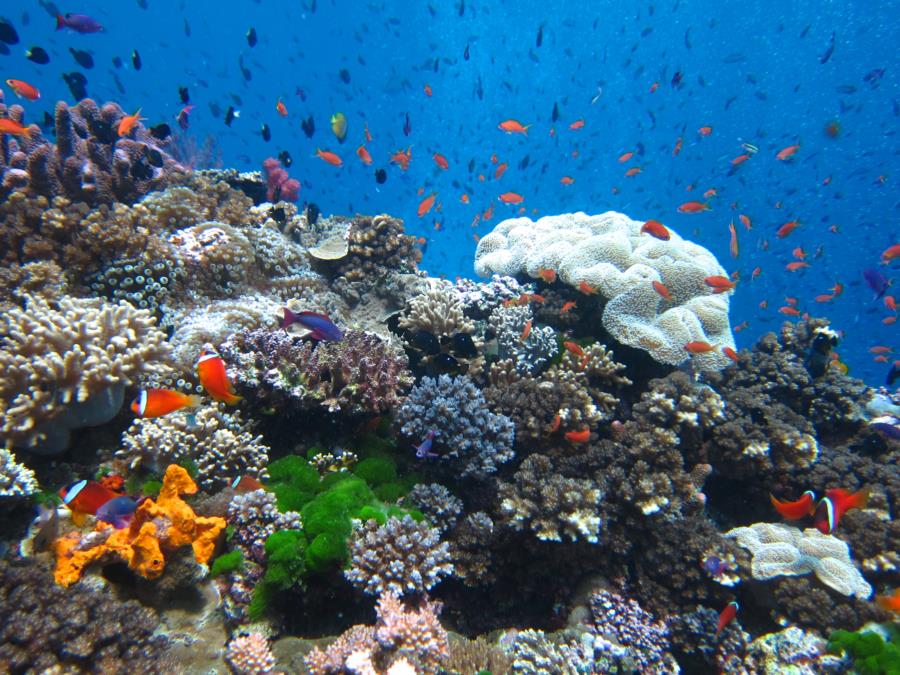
[0,447,38,497]
[225,632,277,674]
[396,374,515,478]
[726,522,872,599]
[403,483,463,533]
[0,557,170,673]
[743,626,842,674]
[397,280,474,335]
[490,304,559,375]
[475,211,736,368]
[345,515,454,596]
[0,94,183,205]
[333,214,422,282]
[0,294,171,452]
[118,406,270,491]
[53,465,226,586]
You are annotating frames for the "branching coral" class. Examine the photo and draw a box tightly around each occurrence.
[0,294,171,452]
[498,454,602,543]
[225,632,276,675]
[490,304,558,375]
[397,279,474,335]
[118,406,270,491]
[220,328,412,415]
[0,447,38,497]
[475,211,735,368]
[396,374,515,478]
[345,515,454,596]
[404,483,463,533]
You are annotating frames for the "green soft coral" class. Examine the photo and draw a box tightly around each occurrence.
[828,624,900,675]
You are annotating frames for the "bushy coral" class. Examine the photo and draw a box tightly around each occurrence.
[225,632,276,674]
[345,515,454,596]
[118,406,270,491]
[404,483,463,533]
[333,214,422,282]
[396,374,515,479]
[0,294,171,452]
[490,304,558,375]
[0,447,38,497]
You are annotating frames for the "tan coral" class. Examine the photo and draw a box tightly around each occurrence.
[398,280,475,335]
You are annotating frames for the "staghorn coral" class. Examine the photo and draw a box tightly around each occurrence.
[346,515,454,596]
[0,447,38,497]
[403,483,463,533]
[475,211,735,368]
[334,214,422,282]
[0,95,183,205]
[53,465,226,586]
[498,454,603,543]
[0,294,171,452]
[225,632,276,674]
[305,593,448,675]
[396,374,515,479]
[490,304,558,375]
[0,557,169,673]
[118,406,270,492]
[220,327,412,415]
[726,522,872,599]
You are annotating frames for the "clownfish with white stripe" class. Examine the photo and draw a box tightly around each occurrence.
[59,479,119,526]
[813,487,870,534]
[130,388,202,418]
[196,347,241,405]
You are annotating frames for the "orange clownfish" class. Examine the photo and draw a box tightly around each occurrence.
[640,220,670,240]
[6,79,40,101]
[117,108,143,137]
[197,348,241,405]
[131,388,202,418]
[498,119,530,135]
[564,428,590,443]
[770,491,816,520]
[704,275,737,293]
[684,341,715,354]
[813,487,870,534]
[316,148,343,166]
[356,145,373,165]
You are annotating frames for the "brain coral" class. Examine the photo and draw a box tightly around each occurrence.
[474,211,735,368]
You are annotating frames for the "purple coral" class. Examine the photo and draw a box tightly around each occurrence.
[0,94,182,205]
[262,156,300,202]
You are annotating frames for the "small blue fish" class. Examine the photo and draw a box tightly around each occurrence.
[282,308,343,341]
[414,430,438,459]
[862,268,891,300]
[95,496,141,529]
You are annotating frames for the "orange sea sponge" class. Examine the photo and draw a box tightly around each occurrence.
[54,464,225,587]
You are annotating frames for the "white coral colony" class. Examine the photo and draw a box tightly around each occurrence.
[475,211,736,370]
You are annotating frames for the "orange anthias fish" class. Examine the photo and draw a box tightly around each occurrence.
[625,166,642,177]
[775,221,801,238]
[432,152,449,170]
[276,98,288,117]
[698,125,713,136]
[731,154,750,167]
[569,119,585,130]
[813,487,869,534]
[684,341,715,354]
[316,148,343,166]
[672,136,683,156]
[130,388,202,418]
[678,201,710,214]
[770,491,816,520]
[520,319,532,342]
[728,221,739,259]
[560,301,577,314]
[704,275,737,293]
[117,108,143,137]
[417,193,437,217]
[563,341,585,357]
[652,280,671,300]
[423,83,432,97]
[498,119,530,135]
[499,192,524,204]
[6,79,40,101]
[537,267,556,283]
[792,247,807,260]
[356,145,373,165]
[881,243,900,263]
[722,346,739,363]
[779,306,801,316]
[560,176,575,185]
[786,261,810,272]
[197,347,241,405]
[564,428,590,443]
[618,151,634,163]
[578,281,598,295]
[494,162,509,179]
[640,220,670,240]
[0,118,34,137]
[739,214,752,230]
[776,144,801,161]
[876,588,900,613]
[390,148,411,170]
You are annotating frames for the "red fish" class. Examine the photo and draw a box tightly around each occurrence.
[652,280,671,300]
[356,145,373,165]
[704,275,737,293]
[498,119,530,135]
[881,243,900,263]
[578,281,598,295]
[316,148,343,166]
[678,201,710,214]
[197,348,241,405]
[499,192,524,204]
[813,487,870,534]
[716,601,739,636]
[877,588,900,613]
[770,491,816,520]
[6,79,40,101]
[417,193,437,217]
[731,154,750,167]
[494,162,508,179]
[131,389,202,418]
[640,220,670,240]
[722,346,739,363]
[390,148,411,170]
[232,475,266,493]
[625,167,642,177]
[117,108,143,137]
[560,301,577,314]
[563,341,585,357]
[684,341,715,354]
[520,319,532,342]
[728,221,739,258]
[739,214,752,230]
[776,144,800,161]
[432,153,449,170]
[569,119,585,130]
[698,125,713,136]
[560,176,575,185]
[0,118,34,138]
[276,99,287,117]
[672,136,683,156]
[786,262,810,272]
[537,267,556,283]
[59,480,119,517]
[618,151,634,163]
[564,429,590,443]
[776,221,801,238]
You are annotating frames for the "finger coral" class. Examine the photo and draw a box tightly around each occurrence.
[53,465,226,586]
[0,294,172,452]
[474,211,735,368]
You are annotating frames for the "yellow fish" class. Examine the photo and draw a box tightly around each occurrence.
[330,112,347,142]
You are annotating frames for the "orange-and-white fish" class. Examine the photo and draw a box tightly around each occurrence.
[131,388,202,418]
[813,487,870,534]
[770,491,816,520]
[117,108,143,137]
[6,79,40,101]
[197,348,241,405]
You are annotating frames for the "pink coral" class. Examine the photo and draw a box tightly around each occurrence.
[262,157,300,202]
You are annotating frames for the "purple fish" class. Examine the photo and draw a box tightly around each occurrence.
[863,268,890,300]
[56,13,104,33]
[282,308,343,341]
[702,555,727,578]
[95,496,140,529]
[414,430,438,459]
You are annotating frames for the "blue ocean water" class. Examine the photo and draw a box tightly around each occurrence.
[4,0,897,384]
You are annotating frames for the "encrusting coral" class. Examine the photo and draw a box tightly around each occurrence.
[53,465,226,586]
[0,294,171,452]
[474,211,736,369]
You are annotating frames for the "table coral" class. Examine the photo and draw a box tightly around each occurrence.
[345,515,454,596]
[0,294,171,452]
[726,522,872,599]
[53,465,226,586]
[475,211,735,368]
[118,406,270,491]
